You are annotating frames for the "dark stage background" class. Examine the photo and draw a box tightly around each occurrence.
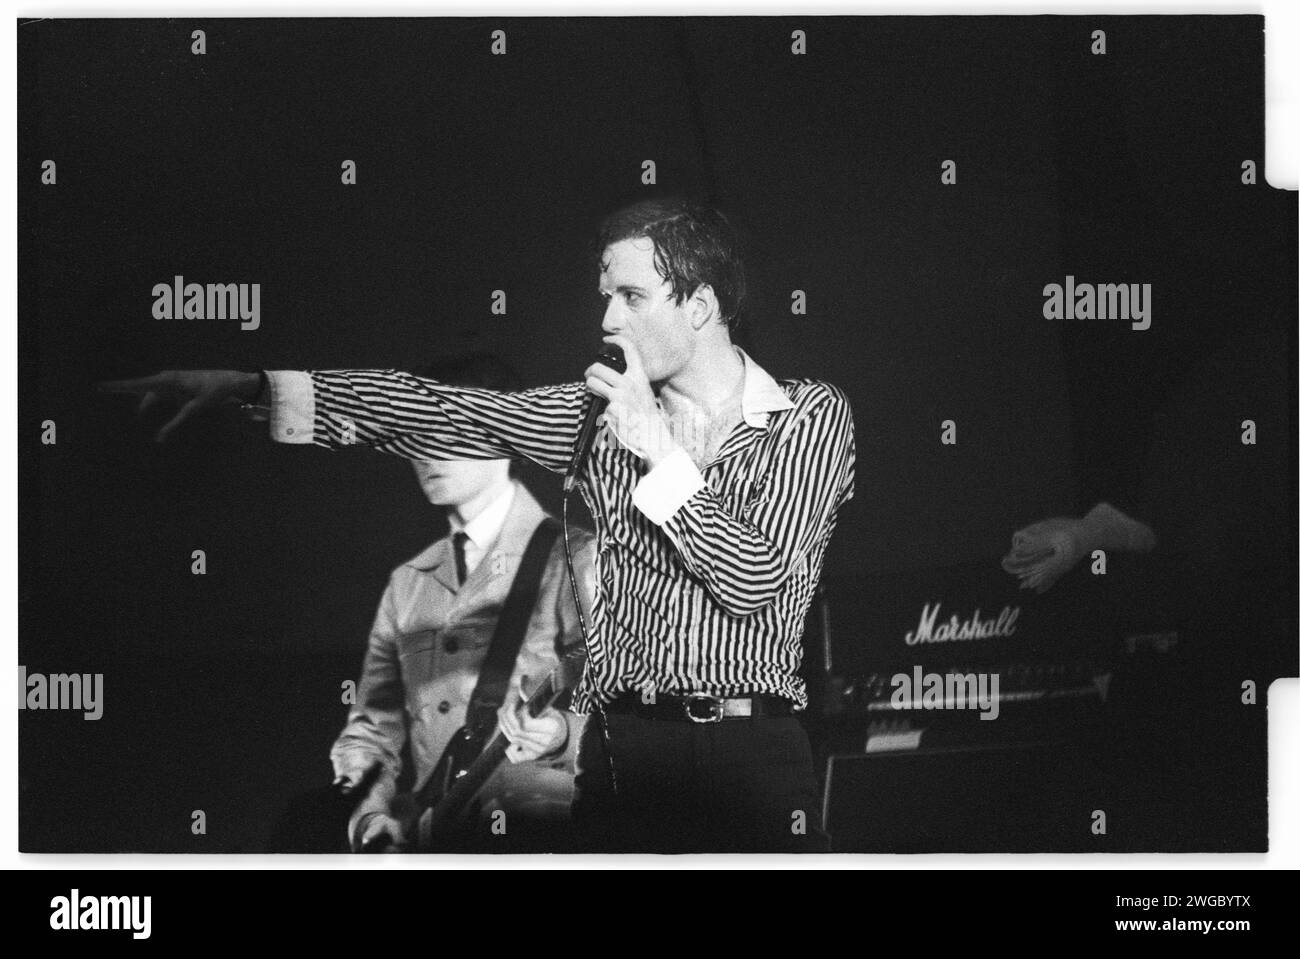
[19,17,1296,851]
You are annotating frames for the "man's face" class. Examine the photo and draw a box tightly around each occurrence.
[411,458,507,507]
[599,237,697,383]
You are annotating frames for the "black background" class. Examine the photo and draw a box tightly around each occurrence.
[19,17,1296,851]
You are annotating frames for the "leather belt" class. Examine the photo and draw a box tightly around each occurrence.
[606,692,794,723]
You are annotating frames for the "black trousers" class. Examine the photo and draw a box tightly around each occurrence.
[571,709,830,854]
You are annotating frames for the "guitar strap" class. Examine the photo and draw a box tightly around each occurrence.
[462,516,561,734]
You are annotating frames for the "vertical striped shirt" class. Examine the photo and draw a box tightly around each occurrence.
[266,346,855,713]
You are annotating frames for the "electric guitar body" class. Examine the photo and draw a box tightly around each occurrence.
[410,645,587,851]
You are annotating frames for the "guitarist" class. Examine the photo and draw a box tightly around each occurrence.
[328,354,597,853]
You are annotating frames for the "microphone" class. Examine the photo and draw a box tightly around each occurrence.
[564,343,626,493]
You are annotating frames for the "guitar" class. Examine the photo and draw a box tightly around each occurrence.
[408,644,588,851]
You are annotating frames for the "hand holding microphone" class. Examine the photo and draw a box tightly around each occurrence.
[564,340,627,492]
[567,336,678,491]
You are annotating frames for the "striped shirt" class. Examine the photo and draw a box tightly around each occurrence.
[266,346,855,713]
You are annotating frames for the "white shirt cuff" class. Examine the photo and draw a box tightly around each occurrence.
[632,448,706,525]
[267,370,316,443]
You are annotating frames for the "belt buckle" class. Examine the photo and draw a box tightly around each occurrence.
[684,693,726,724]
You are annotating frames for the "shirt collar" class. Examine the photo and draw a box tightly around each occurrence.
[447,480,516,552]
[735,345,795,429]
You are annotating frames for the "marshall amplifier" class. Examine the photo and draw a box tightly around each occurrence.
[806,554,1184,851]
[802,556,1170,753]
[819,557,1122,679]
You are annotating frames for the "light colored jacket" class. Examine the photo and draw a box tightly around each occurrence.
[330,481,596,842]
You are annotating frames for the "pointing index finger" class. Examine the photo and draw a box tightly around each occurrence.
[97,373,170,395]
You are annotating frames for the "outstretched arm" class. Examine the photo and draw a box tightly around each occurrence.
[99,367,589,474]
[271,369,585,473]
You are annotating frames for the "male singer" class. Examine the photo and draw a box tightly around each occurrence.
[102,197,857,853]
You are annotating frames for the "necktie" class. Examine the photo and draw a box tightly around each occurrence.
[452,531,469,587]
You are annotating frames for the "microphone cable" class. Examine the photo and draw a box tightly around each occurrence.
[562,463,620,797]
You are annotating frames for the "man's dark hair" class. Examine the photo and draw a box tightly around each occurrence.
[411,353,525,475]
[595,197,747,332]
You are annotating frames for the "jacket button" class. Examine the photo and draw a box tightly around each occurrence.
[444,638,459,654]
[437,700,451,714]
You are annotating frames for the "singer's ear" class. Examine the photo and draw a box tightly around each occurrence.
[686,283,720,331]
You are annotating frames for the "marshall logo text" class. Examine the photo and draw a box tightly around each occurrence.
[903,602,1020,646]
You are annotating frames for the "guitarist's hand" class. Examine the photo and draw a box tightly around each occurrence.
[498,679,568,763]
[354,813,408,853]
[332,755,379,796]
